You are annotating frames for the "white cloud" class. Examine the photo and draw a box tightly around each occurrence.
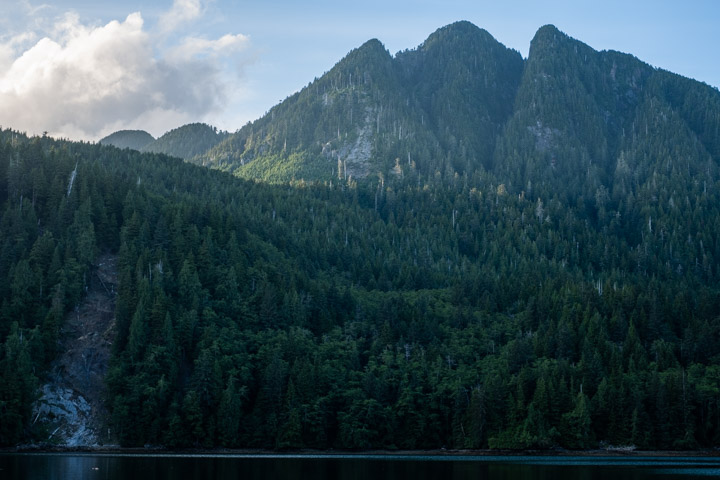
[20,0,51,17]
[0,6,252,140]
[174,33,251,59]
[0,1,50,38]
[158,0,203,33]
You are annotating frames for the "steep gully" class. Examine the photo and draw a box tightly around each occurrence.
[32,254,117,447]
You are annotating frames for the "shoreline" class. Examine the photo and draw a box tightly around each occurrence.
[3,446,720,457]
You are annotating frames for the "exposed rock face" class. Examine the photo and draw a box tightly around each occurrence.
[34,385,96,446]
[528,121,559,153]
[33,254,117,446]
[338,116,374,179]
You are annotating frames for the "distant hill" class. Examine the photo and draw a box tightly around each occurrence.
[98,130,154,150]
[142,123,229,160]
[100,124,228,160]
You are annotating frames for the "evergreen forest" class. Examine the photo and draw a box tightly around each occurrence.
[2,22,720,451]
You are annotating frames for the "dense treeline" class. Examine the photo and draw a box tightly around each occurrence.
[0,131,124,443]
[1,124,720,450]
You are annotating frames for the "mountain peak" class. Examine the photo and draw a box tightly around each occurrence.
[439,20,484,34]
[529,24,596,57]
[535,23,562,35]
[342,38,392,66]
[534,24,563,38]
[527,24,598,71]
[329,37,392,77]
[359,38,385,51]
[421,20,496,50]
[99,130,154,150]
[529,24,568,50]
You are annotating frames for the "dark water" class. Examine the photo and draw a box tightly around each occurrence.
[2,453,720,480]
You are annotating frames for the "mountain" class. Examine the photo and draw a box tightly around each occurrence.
[196,22,524,182]
[395,21,523,172]
[99,129,154,150]
[2,23,720,452]
[142,123,229,160]
[196,38,418,181]
[100,124,228,160]
[494,24,720,203]
[196,21,720,195]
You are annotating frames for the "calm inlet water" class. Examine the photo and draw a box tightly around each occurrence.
[2,453,720,480]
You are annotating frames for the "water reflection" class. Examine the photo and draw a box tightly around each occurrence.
[2,453,719,480]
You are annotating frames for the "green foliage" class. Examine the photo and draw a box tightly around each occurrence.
[2,21,720,451]
[235,152,332,184]
[0,323,38,444]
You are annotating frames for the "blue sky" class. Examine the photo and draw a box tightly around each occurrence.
[0,0,717,140]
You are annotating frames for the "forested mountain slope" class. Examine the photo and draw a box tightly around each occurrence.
[195,21,720,193]
[1,21,720,450]
[395,21,524,173]
[494,25,720,204]
[2,118,720,449]
[195,21,525,182]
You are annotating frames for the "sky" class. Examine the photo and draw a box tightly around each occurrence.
[0,0,718,141]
